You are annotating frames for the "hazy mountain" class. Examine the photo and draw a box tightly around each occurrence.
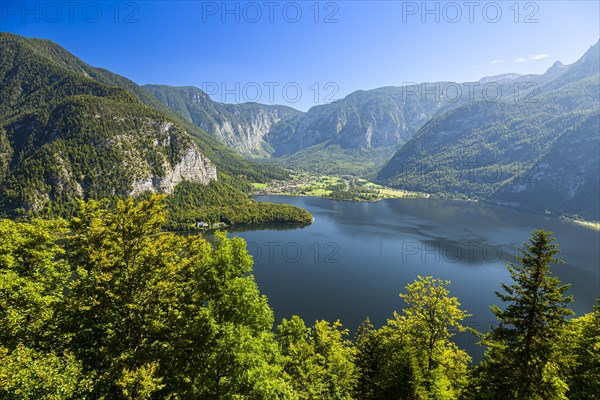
[139,36,599,220]
[144,84,303,157]
[491,111,599,218]
[267,86,447,156]
[478,73,523,84]
[147,81,490,175]
[265,76,544,175]
[378,40,600,219]
[147,74,565,177]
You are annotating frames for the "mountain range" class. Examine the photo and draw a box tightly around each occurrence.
[146,40,599,220]
[144,84,303,157]
[1,32,598,220]
[378,41,599,219]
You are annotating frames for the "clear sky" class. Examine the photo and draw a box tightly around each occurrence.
[1,1,598,111]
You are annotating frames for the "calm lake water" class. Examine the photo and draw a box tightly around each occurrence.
[228,196,600,361]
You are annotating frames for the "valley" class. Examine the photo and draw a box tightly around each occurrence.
[145,41,600,224]
[251,173,427,202]
[1,32,597,228]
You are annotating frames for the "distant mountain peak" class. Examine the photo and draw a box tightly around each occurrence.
[545,60,566,75]
[478,73,522,84]
[580,39,600,62]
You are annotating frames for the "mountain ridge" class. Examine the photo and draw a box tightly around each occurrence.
[0,33,221,212]
[377,39,600,219]
[146,41,598,180]
[143,84,304,157]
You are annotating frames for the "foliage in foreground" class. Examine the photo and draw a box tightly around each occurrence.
[0,196,597,399]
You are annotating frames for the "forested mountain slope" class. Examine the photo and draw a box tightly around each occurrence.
[0,33,308,225]
[377,40,600,219]
[0,33,216,213]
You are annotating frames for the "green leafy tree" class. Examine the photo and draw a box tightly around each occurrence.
[277,316,357,399]
[354,320,425,400]
[0,218,69,348]
[0,345,83,400]
[0,218,83,399]
[63,195,292,398]
[561,300,600,400]
[476,230,574,399]
[353,318,383,399]
[389,276,472,399]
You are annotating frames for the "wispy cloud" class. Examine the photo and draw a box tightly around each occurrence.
[490,59,506,65]
[514,54,549,63]
[531,54,549,60]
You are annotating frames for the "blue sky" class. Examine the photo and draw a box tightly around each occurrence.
[1,1,598,111]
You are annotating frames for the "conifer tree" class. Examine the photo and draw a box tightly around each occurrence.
[477,230,574,399]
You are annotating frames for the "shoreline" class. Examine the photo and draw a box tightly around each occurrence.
[253,188,600,232]
[561,217,600,231]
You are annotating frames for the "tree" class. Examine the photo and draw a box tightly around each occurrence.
[0,218,70,349]
[0,345,83,400]
[561,300,600,400]
[277,316,357,399]
[0,218,83,399]
[476,230,574,399]
[0,195,296,399]
[389,276,472,399]
[64,195,292,398]
[353,318,383,399]
[354,321,425,400]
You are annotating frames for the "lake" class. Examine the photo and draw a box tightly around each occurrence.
[228,196,600,361]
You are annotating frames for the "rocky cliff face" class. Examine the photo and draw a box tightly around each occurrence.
[145,84,453,158]
[215,103,300,154]
[266,86,449,157]
[131,147,217,196]
[143,85,303,157]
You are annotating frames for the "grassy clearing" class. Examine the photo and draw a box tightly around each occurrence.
[253,172,426,202]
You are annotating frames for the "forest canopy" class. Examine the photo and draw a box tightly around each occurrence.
[0,196,597,399]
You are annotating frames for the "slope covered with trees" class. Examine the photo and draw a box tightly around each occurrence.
[377,41,600,220]
[0,32,214,212]
[0,33,307,227]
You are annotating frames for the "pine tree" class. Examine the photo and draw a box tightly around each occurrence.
[353,318,382,400]
[477,229,574,399]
